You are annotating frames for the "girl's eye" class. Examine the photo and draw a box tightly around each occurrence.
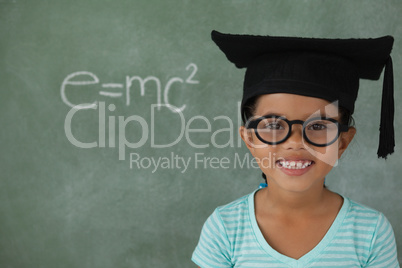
[264,122,284,130]
[308,122,327,131]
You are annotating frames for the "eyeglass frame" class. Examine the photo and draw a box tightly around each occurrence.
[246,115,350,147]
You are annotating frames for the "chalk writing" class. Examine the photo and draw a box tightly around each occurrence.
[60,63,199,113]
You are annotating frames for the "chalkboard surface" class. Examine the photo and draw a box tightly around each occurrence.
[1,0,401,267]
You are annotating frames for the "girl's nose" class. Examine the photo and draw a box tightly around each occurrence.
[282,125,305,150]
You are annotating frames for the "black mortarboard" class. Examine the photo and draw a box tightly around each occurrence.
[211,30,395,158]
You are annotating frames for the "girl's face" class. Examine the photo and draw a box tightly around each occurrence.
[240,93,356,193]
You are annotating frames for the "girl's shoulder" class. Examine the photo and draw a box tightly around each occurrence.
[205,190,257,229]
[215,191,255,215]
[342,195,392,230]
[344,196,382,217]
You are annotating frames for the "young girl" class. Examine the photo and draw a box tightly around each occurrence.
[192,31,399,267]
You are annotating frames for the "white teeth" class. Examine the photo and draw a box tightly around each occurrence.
[279,160,312,169]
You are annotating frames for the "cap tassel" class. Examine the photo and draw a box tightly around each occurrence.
[377,57,395,158]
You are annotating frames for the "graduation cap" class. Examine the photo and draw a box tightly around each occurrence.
[211,30,395,158]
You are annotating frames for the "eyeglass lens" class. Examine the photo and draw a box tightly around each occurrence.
[256,117,339,145]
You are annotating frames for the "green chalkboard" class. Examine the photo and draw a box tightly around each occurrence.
[1,0,401,267]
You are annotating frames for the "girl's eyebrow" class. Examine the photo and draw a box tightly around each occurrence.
[257,112,340,119]
[259,113,282,117]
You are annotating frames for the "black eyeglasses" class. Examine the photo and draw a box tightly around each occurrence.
[246,115,349,147]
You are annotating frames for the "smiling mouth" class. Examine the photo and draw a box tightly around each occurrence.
[276,160,314,169]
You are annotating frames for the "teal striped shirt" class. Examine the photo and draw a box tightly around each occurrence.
[192,190,399,267]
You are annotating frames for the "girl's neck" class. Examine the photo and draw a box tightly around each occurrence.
[256,182,336,217]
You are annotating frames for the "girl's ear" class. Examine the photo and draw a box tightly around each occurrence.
[239,126,255,151]
[338,126,356,158]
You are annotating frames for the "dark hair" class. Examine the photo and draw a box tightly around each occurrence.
[241,95,355,185]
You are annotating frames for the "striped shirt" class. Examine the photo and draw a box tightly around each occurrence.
[192,189,399,267]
